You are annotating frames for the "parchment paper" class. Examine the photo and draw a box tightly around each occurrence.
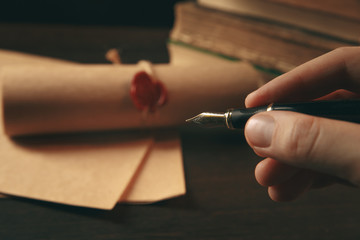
[0,46,262,208]
[0,50,186,208]
[2,62,261,136]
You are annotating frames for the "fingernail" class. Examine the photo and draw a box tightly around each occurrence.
[245,114,275,148]
[245,92,256,107]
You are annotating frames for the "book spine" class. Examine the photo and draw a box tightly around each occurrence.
[264,0,360,22]
[171,3,353,73]
[197,0,360,43]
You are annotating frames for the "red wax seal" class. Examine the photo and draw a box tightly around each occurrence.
[130,71,168,112]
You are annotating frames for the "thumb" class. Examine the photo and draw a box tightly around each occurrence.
[244,111,360,186]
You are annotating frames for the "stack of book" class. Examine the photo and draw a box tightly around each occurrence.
[170,0,360,74]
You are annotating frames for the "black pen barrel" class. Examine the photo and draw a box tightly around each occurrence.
[230,99,360,129]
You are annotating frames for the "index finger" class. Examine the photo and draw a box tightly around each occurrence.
[245,47,360,108]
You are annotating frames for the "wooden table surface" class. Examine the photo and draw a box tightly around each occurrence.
[0,23,360,240]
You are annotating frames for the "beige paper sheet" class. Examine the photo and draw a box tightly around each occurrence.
[0,50,186,208]
[0,50,75,200]
[121,134,185,203]
[0,46,262,208]
[0,133,152,209]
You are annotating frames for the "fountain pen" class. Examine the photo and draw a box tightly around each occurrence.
[186,99,360,129]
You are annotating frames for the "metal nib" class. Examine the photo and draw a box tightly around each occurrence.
[186,112,227,128]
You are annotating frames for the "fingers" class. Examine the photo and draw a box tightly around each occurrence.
[255,158,337,201]
[268,170,315,202]
[244,111,360,186]
[245,47,360,201]
[246,47,360,108]
[316,89,360,101]
[255,158,300,186]
[256,158,337,188]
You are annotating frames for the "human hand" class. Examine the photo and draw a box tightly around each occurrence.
[244,47,360,201]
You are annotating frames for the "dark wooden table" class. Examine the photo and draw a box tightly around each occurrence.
[0,23,360,240]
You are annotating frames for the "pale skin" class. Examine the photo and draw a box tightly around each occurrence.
[244,47,360,201]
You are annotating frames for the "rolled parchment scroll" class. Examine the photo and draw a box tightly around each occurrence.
[2,62,262,136]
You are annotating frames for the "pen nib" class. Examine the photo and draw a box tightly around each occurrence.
[186,112,227,128]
